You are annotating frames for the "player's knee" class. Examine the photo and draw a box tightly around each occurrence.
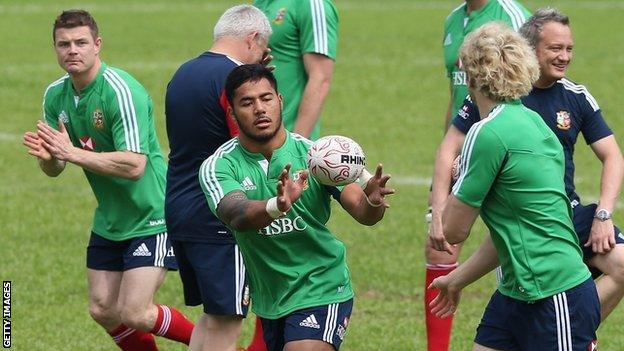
[607,259,624,284]
[89,301,118,325]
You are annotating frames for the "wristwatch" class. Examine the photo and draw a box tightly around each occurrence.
[594,208,612,221]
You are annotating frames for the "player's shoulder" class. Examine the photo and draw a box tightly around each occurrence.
[102,65,148,95]
[202,138,242,169]
[43,74,70,98]
[490,0,530,30]
[557,78,600,112]
[294,0,338,20]
[445,2,466,24]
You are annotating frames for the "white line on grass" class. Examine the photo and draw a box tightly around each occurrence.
[0,132,21,142]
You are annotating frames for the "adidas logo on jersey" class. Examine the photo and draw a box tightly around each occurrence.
[299,314,321,329]
[58,110,69,123]
[132,243,152,257]
[241,176,257,191]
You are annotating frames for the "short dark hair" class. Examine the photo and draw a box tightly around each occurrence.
[225,64,279,105]
[53,9,99,41]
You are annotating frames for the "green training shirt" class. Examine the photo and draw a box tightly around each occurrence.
[452,101,590,301]
[254,0,339,140]
[443,0,530,119]
[199,132,353,318]
[43,63,167,241]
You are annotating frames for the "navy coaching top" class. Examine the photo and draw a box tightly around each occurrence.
[452,78,612,202]
[165,52,240,243]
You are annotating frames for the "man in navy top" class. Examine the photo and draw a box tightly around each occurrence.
[429,8,624,322]
[165,5,272,351]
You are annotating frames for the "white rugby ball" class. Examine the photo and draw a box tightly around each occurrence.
[307,135,366,186]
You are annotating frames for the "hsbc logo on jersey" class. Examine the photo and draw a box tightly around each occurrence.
[452,71,466,86]
[258,216,308,236]
[79,136,95,151]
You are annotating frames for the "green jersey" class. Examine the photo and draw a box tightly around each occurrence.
[254,0,339,140]
[43,63,167,241]
[452,101,590,301]
[443,0,530,118]
[199,132,353,318]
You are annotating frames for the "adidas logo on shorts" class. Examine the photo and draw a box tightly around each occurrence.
[299,314,321,329]
[132,243,152,257]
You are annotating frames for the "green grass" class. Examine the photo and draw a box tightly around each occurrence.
[1,0,623,349]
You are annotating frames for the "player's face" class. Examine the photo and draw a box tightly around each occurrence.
[231,78,283,143]
[535,22,573,85]
[54,26,101,76]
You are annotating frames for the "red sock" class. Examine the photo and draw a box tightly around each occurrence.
[150,305,194,345]
[425,264,458,351]
[245,317,267,351]
[109,324,158,351]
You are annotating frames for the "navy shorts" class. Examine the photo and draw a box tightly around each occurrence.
[171,240,249,316]
[475,278,600,351]
[86,232,178,271]
[261,299,353,351]
[573,202,623,261]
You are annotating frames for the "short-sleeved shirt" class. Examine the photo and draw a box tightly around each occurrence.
[199,132,353,319]
[165,52,240,243]
[444,0,530,118]
[43,63,167,241]
[254,0,339,140]
[452,101,590,301]
[452,78,613,201]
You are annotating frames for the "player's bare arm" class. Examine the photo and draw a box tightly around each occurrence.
[217,164,308,231]
[292,53,334,138]
[444,82,454,129]
[442,195,480,244]
[430,125,466,253]
[586,135,624,254]
[340,164,394,226]
[36,120,147,180]
[23,131,66,177]
[428,235,500,318]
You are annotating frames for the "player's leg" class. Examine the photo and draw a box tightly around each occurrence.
[589,243,624,321]
[117,232,193,344]
[86,232,158,350]
[174,241,247,351]
[472,344,503,351]
[246,317,268,351]
[425,208,460,351]
[280,300,352,351]
[573,203,624,321]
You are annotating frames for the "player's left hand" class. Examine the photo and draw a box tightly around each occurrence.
[363,164,394,208]
[276,164,308,212]
[36,119,76,162]
[428,275,461,318]
[585,219,616,254]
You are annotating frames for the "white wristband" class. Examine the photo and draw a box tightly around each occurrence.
[365,195,383,208]
[357,169,373,190]
[266,197,286,219]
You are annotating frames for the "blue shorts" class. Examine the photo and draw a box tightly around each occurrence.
[573,202,623,262]
[86,232,178,271]
[261,299,353,351]
[171,240,249,316]
[475,278,599,351]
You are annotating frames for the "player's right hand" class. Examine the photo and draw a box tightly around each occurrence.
[428,213,455,255]
[276,164,308,212]
[23,131,53,161]
[428,275,462,318]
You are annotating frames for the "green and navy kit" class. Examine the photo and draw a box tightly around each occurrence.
[199,132,353,319]
[452,78,613,202]
[43,63,167,241]
[443,0,530,118]
[452,101,591,301]
[254,0,339,140]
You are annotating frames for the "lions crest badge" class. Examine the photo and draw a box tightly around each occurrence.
[273,7,287,25]
[93,109,104,129]
[556,110,571,130]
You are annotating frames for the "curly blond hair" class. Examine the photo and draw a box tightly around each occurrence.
[460,22,539,102]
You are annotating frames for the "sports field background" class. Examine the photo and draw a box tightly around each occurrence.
[1,0,623,349]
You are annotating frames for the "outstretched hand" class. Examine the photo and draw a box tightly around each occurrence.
[428,275,462,319]
[363,164,394,208]
[276,164,308,212]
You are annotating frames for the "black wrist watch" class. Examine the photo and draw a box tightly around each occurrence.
[594,208,612,221]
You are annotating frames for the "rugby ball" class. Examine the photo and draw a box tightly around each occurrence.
[307,135,366,186]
